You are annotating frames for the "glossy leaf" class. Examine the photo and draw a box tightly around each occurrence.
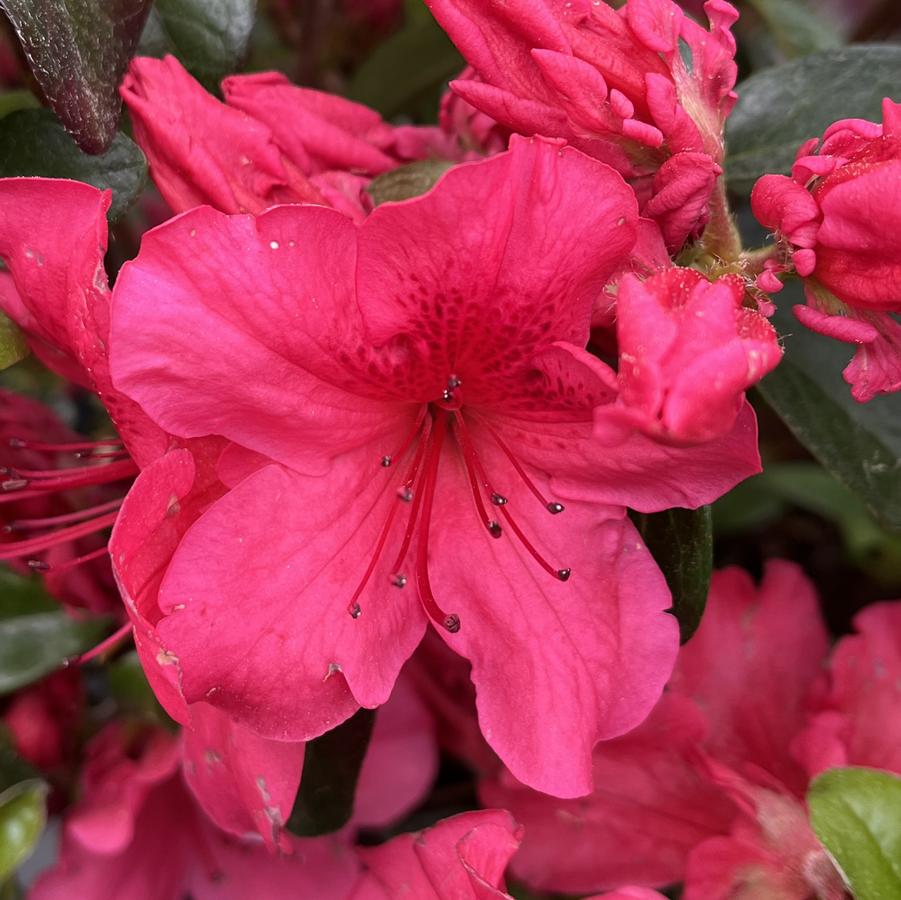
[0,109,147,221]
[0,571,109,695]
[631,506,712,643]
[725,45,901,194]
[0,781,46,883]
[809,767,901,900]
[287,707,376,837]
[140,0,257,89]
[756,293,901,531]
[0,0,153,153]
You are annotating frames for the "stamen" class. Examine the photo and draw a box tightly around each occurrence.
[0,510,118,561]
[34,545,110,575]
[2,498,121,532]
[453,416,503,540]
[498,505,571,582]
[414,410,460,634]
[484,424,565,514]
[379,406,428,469]
[74,621,133,665]
[0,458,137,496]
[8,438,121,453]
[347,418,431,619]
[453,411,569,583]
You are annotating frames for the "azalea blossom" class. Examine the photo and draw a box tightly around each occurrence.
[121,55,459,222]
[480,561,899,897]
[752,98,901,401]
[424,0,740,249]
[593,268,781,445]
[32,723,359,900]
[107,137,760,798]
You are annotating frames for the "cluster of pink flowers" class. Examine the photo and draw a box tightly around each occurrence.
[0,0,899,896]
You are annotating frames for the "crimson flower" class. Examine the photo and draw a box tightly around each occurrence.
[424,0,740,250]
[752,98,901,401]
[480,560,900,898]
[108,137,759,797]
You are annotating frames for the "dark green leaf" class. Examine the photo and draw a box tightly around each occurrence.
[631,506,712,643]
[0,728,39,792]
[141,0,257,89]
[809,767,901,900]
[287,707,376,837]
[756,292,901,531]
[0,109,147,220]
[0,571,109,694]
[745,0,841,60]
[0,781,46,882]
[726,45,901,194]
[348,0,463,120]
[0,314,27,371]
[367,160,453,206]
[0,0,153,153]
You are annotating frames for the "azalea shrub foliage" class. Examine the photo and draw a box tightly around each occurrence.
[0,0,900,898]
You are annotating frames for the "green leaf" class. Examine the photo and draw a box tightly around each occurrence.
[347,0,463,120]
[809,767,901,900]
[367,160,453,206]
[0,0,153,153]
[0,780,46,883]
[0,91,40,120]
[631,506,712,643]
[141,0,257,89]
[0,314,28,372]
[725,45,901,194]
[0,109,147,220]
[745,0,841,60]
[287,707,376,837]
[756,293,901,531]
[0,570,109,694]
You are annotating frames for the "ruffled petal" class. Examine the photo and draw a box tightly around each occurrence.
[111,203,410,475]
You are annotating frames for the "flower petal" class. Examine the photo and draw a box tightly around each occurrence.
[155,451,426,741]
[111,203,408,475]
[428,432,678,797]
[355,135,638,397]
[670,561,830,794]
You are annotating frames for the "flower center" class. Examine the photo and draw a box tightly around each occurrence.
[348,376,570,634]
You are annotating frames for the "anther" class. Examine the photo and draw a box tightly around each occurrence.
[27,559,50,571]
[487,521,502,538]
[380,456,392,468]
[1,478,28,492]
[490,492,507,506]
[391,574,407,588]
[556,568,572,582]
[349,602,362,619]
[397,486,413,503]
[447,375,462,390]
[443,614,461,634]
[8,438,26,449]
[442,389,453,402]
[547,502,565,514]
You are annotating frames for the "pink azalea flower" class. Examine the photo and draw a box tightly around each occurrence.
[751,98,901,401]
[593,268,781,445]
[424,0,739,249]
[107,137,760,797]
[349,809,522,899]
[32,723,360,900]
[0,180,286,846]
[480,561,899,897]
[121,56,458,222]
